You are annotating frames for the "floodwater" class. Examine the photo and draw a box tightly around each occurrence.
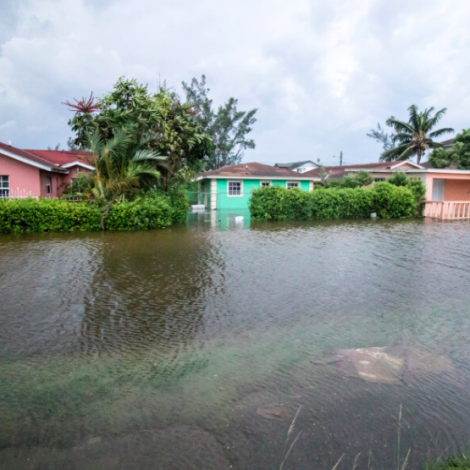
[1,216,470,469]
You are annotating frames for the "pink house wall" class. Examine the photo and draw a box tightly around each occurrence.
[444,179,470,201]
[424,173,470,201]
[0,153,41,197]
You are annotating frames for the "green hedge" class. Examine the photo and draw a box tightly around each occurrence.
[0,192,189,234]
[249,183,417,221]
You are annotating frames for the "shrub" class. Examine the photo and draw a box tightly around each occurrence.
[104,197,173,231]
[250,183,417,222]
[0,193,187,234]
[388,172,410,187]
[0,198,101,234]
[387,173,426,214]
[248,185,293,221]
[370,182,416,218]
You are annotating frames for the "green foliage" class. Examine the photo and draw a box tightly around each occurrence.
[367,122,396,152]
[249,183,417,221]
[370,182,416,219]
[66,78,213,186]
[150,187,190,224]
[182,75,257,169]
[429,128,470,170]
[428,147,456,169]
[387,173,426,214]
[388,172,410,187]
[381,105,454,163]
[0,193,189,234]
[103,197,173,231]
[425,453,470,470]
[0,198,102,233]
[327,171,373,189]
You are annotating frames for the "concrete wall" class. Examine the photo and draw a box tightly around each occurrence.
[0,153,41,197]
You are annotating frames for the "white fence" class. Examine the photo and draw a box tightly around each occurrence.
[0,189,39,200]
[424,200,470,220]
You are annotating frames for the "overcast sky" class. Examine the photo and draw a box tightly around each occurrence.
[1,0,469,165]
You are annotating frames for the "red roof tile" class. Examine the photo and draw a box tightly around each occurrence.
[26,149,93,166]
[0,141,93,171]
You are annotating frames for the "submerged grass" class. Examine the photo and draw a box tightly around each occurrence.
[426,454,470,470]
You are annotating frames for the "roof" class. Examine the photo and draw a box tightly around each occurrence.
[199,162,317,180]
[25,149,93,167]
[0,141,93,172]
[440,138,454,148]
[303,161,423,179]
[274,160,318,170]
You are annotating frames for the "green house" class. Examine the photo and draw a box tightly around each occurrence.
[197,162,319,212]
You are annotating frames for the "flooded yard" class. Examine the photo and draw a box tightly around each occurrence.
[1,217,470,469]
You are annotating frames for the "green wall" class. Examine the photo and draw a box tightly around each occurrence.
[202,178,311,212]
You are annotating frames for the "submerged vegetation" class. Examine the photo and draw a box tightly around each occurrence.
[249,180,423,222]
[0,190,188,234]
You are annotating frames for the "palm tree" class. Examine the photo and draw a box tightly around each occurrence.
[380,105,454,164]
[83,129,166,229]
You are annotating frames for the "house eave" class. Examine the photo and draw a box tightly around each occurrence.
[198,175,320,181]
[61,161,95,171]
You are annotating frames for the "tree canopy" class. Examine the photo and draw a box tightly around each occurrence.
[366,122,396,153]
[182,75,257,169]
[380,105,454,164]
[429,128,470,169]
[66,78,214,186]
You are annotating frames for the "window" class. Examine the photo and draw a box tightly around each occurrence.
[374,178,386,182]
[228,181,242,196]
[45,177,52,195]
[260,181,272,187]
[0,176,9,198]
[286,181,300,189]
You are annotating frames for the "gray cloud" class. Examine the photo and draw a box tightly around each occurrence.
[0,0,469,163]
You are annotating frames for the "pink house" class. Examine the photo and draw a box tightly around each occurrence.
[0,141,94,199]
[305,160,470,220]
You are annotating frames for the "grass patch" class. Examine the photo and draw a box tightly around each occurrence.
[426,454,470,470]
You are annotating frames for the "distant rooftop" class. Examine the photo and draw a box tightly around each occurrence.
[199,162,315,179]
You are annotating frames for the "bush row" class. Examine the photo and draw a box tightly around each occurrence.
[0,190,189,234]
[249,182,418,221]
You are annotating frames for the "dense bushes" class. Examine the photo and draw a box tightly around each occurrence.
[249,182,418,221]
[0,192,189,234]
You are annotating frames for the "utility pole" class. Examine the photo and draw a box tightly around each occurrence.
[333,151,343,166]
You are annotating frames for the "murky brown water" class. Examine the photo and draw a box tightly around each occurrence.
[1,216,470,469]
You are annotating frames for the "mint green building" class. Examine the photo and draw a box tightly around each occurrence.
[197,162,319,212]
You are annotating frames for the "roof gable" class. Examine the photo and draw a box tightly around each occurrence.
[0,142,94,172]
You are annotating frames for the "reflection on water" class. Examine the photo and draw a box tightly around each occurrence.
[1,218,470,469]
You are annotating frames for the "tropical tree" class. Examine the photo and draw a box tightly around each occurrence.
[65,78,213,187]
[429,128,470,170]
[182,75,257,169]
[80,129,165,229]
[367,122,396,152]
[380,105,454,164]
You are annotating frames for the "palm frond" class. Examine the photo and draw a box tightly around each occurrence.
[389,119,415,136]
[428,127,454,139]
[425,108,448,132]
[408,105,420,130]
[132,149,167,162]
